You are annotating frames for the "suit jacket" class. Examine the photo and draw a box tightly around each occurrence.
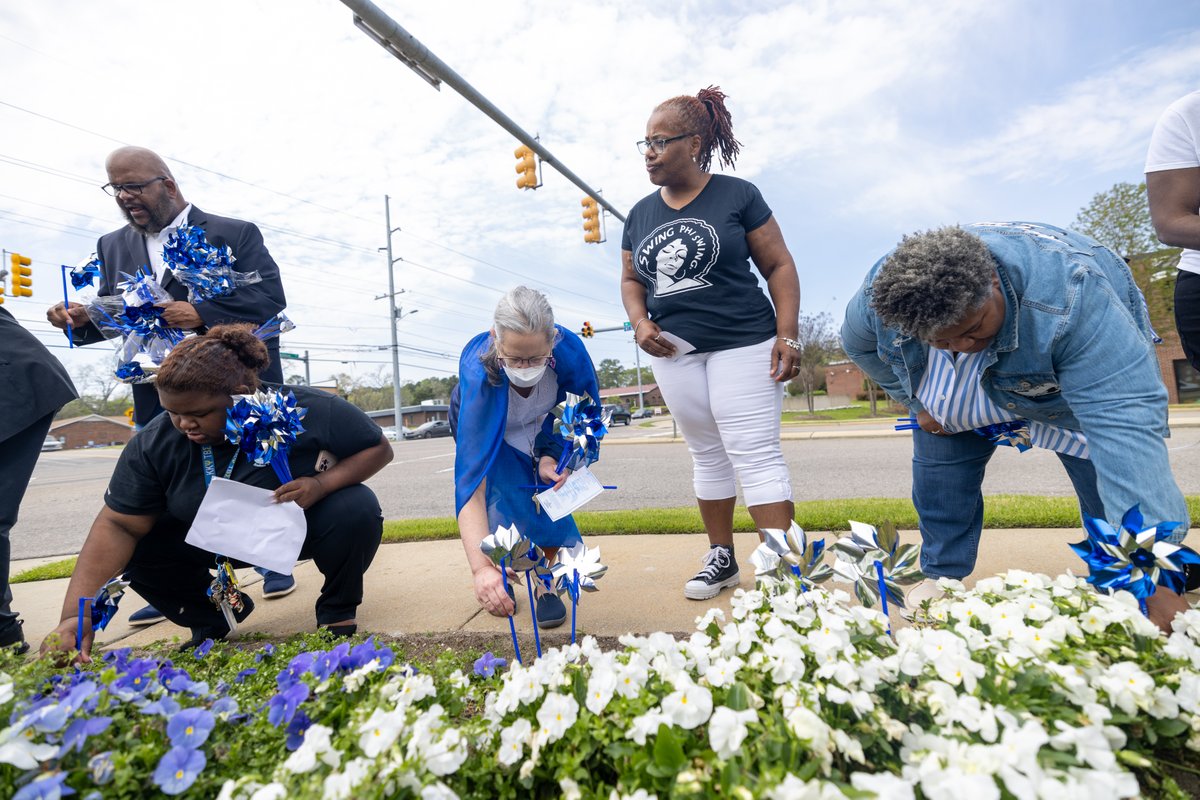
[73,206,287,426]
[0,306,77,443]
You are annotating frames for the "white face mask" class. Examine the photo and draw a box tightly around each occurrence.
[504,363,548,387]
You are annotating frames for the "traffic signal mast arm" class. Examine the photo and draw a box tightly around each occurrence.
[341,0,625,223]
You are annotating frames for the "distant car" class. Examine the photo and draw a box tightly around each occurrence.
[604,404,632,425]
[632,408,653,419]
[404,420,452,440]
[380,427,400,442]
[41,435,63,452]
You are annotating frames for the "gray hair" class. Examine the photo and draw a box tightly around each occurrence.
[481,286,557,385]
[870,226,997,340]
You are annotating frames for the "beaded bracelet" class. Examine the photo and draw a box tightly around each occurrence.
[779,336,802,351]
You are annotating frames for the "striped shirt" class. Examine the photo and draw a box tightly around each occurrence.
[916,348,1089,459]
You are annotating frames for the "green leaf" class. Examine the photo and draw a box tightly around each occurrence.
[1156,717,1190,738]
[653,724,687,772]
[726,682,751,711]
[1116,749,1153,768]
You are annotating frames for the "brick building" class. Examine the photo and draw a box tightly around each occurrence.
[366,403,449,430]
[49,415,134,449]
[600,384,665,409]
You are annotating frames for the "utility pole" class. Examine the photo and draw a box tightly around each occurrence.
[379,194,405,439]
[340,0,624,222]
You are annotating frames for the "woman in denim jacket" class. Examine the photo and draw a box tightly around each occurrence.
[842,222,1190,629]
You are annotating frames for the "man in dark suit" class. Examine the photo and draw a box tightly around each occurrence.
[46,146,287,427]
[46,146,298,611]
[0,306,77,653]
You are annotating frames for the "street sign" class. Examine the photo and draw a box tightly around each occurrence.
[280,352,300,360]
[623,321,632,331]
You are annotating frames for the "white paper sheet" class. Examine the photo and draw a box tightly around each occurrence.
[654,330,696,359]
[185,477,307,574]
[537,467,605,522]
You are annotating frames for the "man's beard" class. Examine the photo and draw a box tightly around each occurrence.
[122,194,177,234]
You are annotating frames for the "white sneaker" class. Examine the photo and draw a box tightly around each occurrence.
[901,579,945,620]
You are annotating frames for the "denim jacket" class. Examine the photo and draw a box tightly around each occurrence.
[841,222,1188,536]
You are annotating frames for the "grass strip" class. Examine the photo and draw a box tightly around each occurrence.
[16,495,1199,582]
[11,557,77,584]
[381,494,1200,544]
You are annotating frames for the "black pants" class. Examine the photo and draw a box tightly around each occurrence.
[1176,271,1200,371]
[0,411,56,639]
[125,483,383,629]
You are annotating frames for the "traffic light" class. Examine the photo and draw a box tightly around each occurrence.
[581,196,602,243]
[514,145,539,190]
[581,321,594,338]
[9,253,31,297]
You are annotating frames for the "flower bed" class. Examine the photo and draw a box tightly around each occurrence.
[3,571,1200,798]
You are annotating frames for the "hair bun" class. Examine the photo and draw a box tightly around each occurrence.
[209,323,270,372]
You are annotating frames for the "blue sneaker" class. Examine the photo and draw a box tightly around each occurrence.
[535,592,567,629]
[128,604,166,626]
[261,572,296,599]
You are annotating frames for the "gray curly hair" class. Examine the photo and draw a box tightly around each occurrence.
[869,226,997,340]
[481,286,558,385]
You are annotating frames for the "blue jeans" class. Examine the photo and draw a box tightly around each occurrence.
[912,428,1104,579]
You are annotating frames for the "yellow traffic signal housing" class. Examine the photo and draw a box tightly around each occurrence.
[9,253,32,297]
[581,197,602,243]
[581,321,594,338]
[514,145,539,190]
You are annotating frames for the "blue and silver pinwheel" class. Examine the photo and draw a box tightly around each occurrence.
[831,520,924,620]
[750,522,833,590]
[552,393,609,474]
[162,223,260,303]
[1070,504,1194,613]
[225,389,307,484]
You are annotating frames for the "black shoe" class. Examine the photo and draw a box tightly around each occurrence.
[1186,560,1200,593]
[128,604,167,626]
[181,594,255,651]
[535,592,567,629]
[684,545,740,600]
[0,620,28,656]
[319,623,358,638]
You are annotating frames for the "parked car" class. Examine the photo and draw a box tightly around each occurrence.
[380,427,400,442]
[604,404,632,425]
[632,408,654,419]
[404,420,452,440]
[41,435,63,452]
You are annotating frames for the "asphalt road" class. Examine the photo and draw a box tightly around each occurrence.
[17,421,1200,560]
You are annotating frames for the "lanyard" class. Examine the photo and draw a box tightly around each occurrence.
[201,445,238,488]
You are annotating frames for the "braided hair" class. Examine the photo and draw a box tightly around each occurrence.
[654,85,742,173]
[156,324,268,395]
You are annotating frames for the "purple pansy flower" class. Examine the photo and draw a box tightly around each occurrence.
[153,747,206,795]
[167,708,216,748]
[473,652,507,679]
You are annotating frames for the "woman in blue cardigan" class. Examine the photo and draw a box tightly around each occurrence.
[450,286,600,629]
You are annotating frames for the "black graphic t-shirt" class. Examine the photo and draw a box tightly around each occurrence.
[621,174,778,353]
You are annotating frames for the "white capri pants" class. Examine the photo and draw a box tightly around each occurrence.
[650,336,792,506]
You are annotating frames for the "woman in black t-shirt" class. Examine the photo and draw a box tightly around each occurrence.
[41,325,393,660]
[621,86,801,602]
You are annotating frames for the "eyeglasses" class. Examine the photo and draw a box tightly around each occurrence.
[496,353,555,369]
[101,176,168,197]
[636,133,694,156]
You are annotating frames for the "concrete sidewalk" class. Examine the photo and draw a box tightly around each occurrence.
[13,526,1174,653]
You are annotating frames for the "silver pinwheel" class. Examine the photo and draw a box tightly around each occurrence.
[750,522,833,589]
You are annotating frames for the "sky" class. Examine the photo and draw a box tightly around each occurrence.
[2,0,1200,395]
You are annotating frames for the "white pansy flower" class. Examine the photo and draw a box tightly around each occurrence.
[536,693,579,743]
[766,773,851,799]
[661,681,713,729]
[322,756,372,800]
[708,706,756,759]
[1095,662,1154,716]
[1050,722,1117,770]
[248,783,288,800]
[627,709,667,745]
[609,790,658,800]
[559,777,582,800]
[850,771,915,799]
[396,673,437,707]
[615,658,650,699]
[703,656,745,688]
[497,718,531,767]
[282,724,340,774]
[357,707,405,757]
[586,669,617,714]
[420,782,459,800]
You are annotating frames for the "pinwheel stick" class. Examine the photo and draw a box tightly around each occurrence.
[498,558,522,665]
[525,570,542,659]
[571,571,579,645]
[60,266,74,349]
[75,597,88,650]
[874,559,892,634]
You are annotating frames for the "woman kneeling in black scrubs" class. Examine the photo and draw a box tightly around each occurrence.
[41,324,393,659]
